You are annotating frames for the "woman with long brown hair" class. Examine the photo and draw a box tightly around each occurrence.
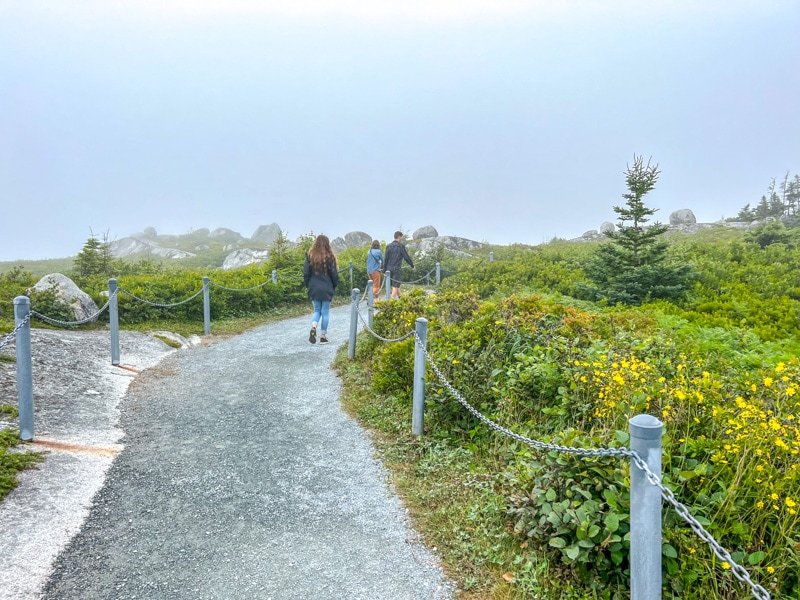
[302,234,339,344]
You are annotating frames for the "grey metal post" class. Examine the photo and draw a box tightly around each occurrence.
[435,262,441,285]
[412,318,427,436]
[385,271,391,299]
[366,280,374,330]
[14,296,34,441]
[629,414,664,600]
[348,288,359,359]
[272,269,277,284]
[109,278,120,366]
[489,251,494,262]
[203,276,210,335]
[349,261,353,287]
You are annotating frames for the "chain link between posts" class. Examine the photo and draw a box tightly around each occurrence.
[208,279,272,292]
[352,298,770,600]
[118,286,204,308]
[0,312,32,351]
[29,289,118,327]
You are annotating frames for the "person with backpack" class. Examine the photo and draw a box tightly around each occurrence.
[383,231,414,299]
[303,234,339,345]
[366,240,384,298]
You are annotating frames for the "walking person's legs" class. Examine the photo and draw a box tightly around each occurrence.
[319,301,331,344]
[309,299,322,343]
[369,271,381,296]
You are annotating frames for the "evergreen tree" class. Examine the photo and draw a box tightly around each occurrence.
[578,155,694,305]
[74,235,105,277]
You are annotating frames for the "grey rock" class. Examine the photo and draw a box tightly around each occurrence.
[221,248,271,271]
[251,223,282,244]
[108,237,195,259]
[343,231,372,248]
[210,228,244,243]
[600,222,615,234]
[142,227,158,238]
[330,231,373,254]
[31,273,99,322]
[412,226,439,240]
[412,236,483,259]
[582,230,599,239]
[670,209,697,226]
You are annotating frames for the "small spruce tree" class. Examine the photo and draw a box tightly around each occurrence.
[74,235,105,277]
[579,155,694,305]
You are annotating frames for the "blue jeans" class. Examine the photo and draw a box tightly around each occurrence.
[311,300,331,333]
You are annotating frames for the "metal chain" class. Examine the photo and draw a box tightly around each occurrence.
[208,279,272,292]
[413,334,771,600]
[118,286,203,308]
[389,268,436,285]
[0,312,32,350]
[354,301,416,343]
[29,291,116,327]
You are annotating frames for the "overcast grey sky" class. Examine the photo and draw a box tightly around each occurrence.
[1,1,798,261]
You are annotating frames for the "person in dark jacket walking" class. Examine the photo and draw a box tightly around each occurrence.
[383,231,414,299]
[303,234,339,344]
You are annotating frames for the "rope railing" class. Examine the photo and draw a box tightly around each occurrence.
[350,298,771,600]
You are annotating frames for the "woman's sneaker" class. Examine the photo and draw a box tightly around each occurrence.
[319,336,329,345]
[309,327,317,344]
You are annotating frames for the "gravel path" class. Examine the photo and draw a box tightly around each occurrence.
[24,306,453,600]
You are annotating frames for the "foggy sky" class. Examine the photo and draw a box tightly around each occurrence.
[1,1,798,261]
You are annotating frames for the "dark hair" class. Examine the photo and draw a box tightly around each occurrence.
[308,234,337,273]
[371,240,380,249]
[393,231,403,240]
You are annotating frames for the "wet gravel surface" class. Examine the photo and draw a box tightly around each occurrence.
[18,306,453,600]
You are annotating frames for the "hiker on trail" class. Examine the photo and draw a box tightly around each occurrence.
[367,240,383,298]
[303,234,339,345]
[383,231,414,299]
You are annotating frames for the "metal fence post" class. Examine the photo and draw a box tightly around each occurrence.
[436,262,441,285]
[629,414,664,600]
[349,261,353,288]
[109,278,120,366]
[203,276,210,335]
[385,271,391,299]
[14,296,34,441]
[366,280,374,330]
[348,288,359,359]
[272,269,278,284]
[412,318,427,436]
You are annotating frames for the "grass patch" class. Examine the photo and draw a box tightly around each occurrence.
[332,344,593,600]
[153,334,182,349]
[0,404,18,419]
[0,354,15,363]
[0,428,44,501]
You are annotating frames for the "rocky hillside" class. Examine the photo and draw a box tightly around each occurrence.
[37,209,753,273]
[107,224,489,271]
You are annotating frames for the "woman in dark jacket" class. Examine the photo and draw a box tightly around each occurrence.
[303,234,339,344]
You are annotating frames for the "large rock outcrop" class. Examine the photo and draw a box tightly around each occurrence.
[331,231,372,253]
[31,274,99,322]
[250,223,282,244]
[412,236,483,258]
[108,237,195,259]
[221,248,271,271]
[670,209,697,226]
[412,226,439,240]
